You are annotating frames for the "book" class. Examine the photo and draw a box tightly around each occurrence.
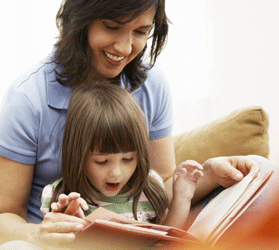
[75,170,273,249]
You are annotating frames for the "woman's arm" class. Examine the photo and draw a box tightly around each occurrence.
[0,156,87,247]
[192,156,261,205]
[0,155,36,244]
[148,134,176,199]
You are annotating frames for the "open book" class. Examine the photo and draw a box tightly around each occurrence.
[75,170,273,249]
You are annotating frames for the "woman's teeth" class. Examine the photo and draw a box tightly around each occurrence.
[104,51,124,62]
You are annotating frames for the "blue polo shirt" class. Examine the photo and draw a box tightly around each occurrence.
[0,50,173,223]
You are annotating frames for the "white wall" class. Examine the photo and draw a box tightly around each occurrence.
[1,1,279,165]
[156,0,279,165]
[0,0,60,102]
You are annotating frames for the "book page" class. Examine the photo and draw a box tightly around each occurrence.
[188,171,273,245]
[85,206,148,225]
[81,207,199,244]
[94,219,168,236]
[207,171,273,245]
[187,171,256,242]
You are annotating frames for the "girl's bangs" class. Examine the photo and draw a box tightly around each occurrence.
[90,112,137,154]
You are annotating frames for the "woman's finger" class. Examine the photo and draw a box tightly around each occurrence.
[230,156,260,177]
[41,221,84,234]
[212,158,242,179]
[43,211,88,225]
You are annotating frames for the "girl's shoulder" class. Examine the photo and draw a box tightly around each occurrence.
[40,179,62,215]
[149,170,164,188]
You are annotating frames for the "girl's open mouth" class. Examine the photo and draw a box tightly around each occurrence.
[105,182,120,191]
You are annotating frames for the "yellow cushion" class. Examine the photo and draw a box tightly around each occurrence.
[173,106,269,165]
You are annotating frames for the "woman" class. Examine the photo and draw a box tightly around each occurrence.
[0,0,273,248]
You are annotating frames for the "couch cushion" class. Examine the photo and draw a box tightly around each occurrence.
[173,106,269,165]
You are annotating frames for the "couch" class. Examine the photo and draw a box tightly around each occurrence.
[173,106,269,166]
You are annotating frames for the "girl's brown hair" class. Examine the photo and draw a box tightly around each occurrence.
[51,82,169,223]
[53,0,169,92]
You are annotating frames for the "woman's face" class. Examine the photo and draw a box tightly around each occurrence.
[87,6,156,80]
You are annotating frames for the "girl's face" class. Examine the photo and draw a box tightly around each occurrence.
[87,6,156,80]
[86,150,137,197]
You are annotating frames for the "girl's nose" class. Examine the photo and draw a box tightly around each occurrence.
[108,164,122,177]
[114,33,133,56]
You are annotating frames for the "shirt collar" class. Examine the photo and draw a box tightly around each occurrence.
[45,51,73,110]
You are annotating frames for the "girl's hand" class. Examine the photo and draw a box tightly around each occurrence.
[204,156,261,188]
[173,160,204,201]
[51,192,89,219]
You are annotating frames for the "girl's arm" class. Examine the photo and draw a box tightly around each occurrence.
[0,156,87,247]
[162,161,203,230]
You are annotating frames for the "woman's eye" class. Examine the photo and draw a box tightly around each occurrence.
[135,30,147,36]
[104,24,119,31]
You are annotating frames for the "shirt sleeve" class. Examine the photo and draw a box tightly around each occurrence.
[40,185,54,215]
[0,85,39,164]
[149,170,164,188]
[133,66,174,140]
[149,75,173,140]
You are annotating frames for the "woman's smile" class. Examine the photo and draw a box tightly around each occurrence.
[103,51,125,63]
[87,6,155,80]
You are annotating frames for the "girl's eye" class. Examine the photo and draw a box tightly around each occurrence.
[123,157,134,162]
[95,160,108,165]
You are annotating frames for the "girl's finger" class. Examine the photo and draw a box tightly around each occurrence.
[174,166,187,176]
[68,192,81,200]
[179,160,203,171]
[78,198,89,211]
[58,194,70,207]
[51,202,60,212]
[193,169,204,179]
[64,199,86,217]
[76,207,86,219]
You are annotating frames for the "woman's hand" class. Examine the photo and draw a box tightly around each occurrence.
[51,192,89,219]
[204,156,261,188]
[35,192,90,246]
[192,156,261,205]
[37,211,89,246]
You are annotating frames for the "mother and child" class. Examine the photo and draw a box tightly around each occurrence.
[40,82,203,248]
[0,0,274,249]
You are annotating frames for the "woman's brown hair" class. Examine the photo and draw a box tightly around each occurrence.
[53,0,169,92]
[51,82,169,223]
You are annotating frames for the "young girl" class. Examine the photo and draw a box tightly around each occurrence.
[41,83,203,232]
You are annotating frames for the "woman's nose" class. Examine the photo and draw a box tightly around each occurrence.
[114,33,133,56]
